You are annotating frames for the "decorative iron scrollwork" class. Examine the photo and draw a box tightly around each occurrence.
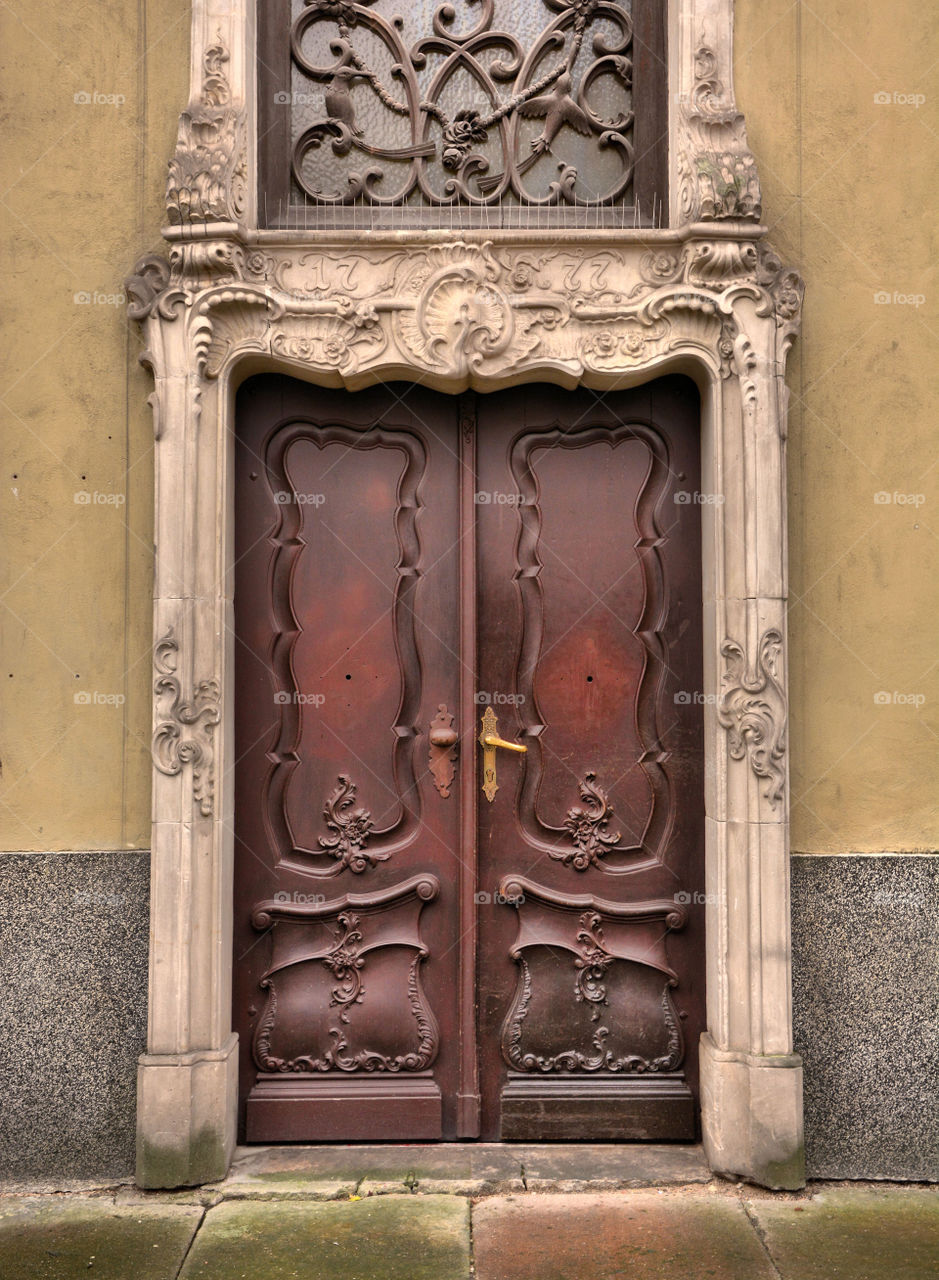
[151,627,221,817]
[287,0,635,209]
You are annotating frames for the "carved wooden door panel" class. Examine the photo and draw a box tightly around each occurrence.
[475,381,704,1140]
[233,377,465,1140]
[233,374,703,1143]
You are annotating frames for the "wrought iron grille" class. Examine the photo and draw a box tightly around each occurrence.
[259,0,666,227]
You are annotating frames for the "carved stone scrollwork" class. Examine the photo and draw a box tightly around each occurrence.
[758,245,806,391]
[169,240,244,290]
[152,628,221,817]
[167,33,247,225]
[677,47,761,224]
[191,288,280,377]
[125,254,187,321]
[718,628,788,807]
[142,235,802,389]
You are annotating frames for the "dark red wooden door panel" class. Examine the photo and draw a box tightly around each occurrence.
[474,381,704,1140]
[233,374,704,1143]
[233,376,465,1140]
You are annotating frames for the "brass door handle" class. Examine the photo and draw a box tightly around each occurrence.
[479,707,527,801]
[482,734,527,753]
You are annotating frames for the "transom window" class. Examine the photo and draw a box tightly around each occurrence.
[258,0,667,227]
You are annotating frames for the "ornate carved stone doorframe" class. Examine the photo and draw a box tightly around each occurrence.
[127,0,804,1189]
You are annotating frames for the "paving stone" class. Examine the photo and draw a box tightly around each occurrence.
[472,1190,776,1280]
[179,1194,470,1280]
[748,1186,939,1280]
[0,1197,201,1280]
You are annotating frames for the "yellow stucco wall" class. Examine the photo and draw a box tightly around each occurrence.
[0,0,189,849]
[0,1,936,853]
[735,0,939,851]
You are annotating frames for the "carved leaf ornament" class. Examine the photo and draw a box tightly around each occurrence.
[560,772,622,869]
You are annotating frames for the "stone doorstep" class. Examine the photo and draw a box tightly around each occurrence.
[204,1142,714,1201]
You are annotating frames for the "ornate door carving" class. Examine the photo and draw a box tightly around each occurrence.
[233,374,703,1141]
[475,381,704,1138]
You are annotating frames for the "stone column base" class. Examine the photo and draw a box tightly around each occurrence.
[700,1032,805,1190]
[136,1034,239,1188]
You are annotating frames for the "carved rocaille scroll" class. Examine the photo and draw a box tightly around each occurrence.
[126,237,803,403]
[152,628,221,817]
[251,874,440,1073]
[499,879,686,1073]
[718,628,787,807]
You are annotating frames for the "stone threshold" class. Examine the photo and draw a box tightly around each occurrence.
[152,1142,711,1203]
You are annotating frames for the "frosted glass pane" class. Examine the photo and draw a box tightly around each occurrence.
[283,0,636,213]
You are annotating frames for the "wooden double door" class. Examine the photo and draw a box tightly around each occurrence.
[233,374,705,1143]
